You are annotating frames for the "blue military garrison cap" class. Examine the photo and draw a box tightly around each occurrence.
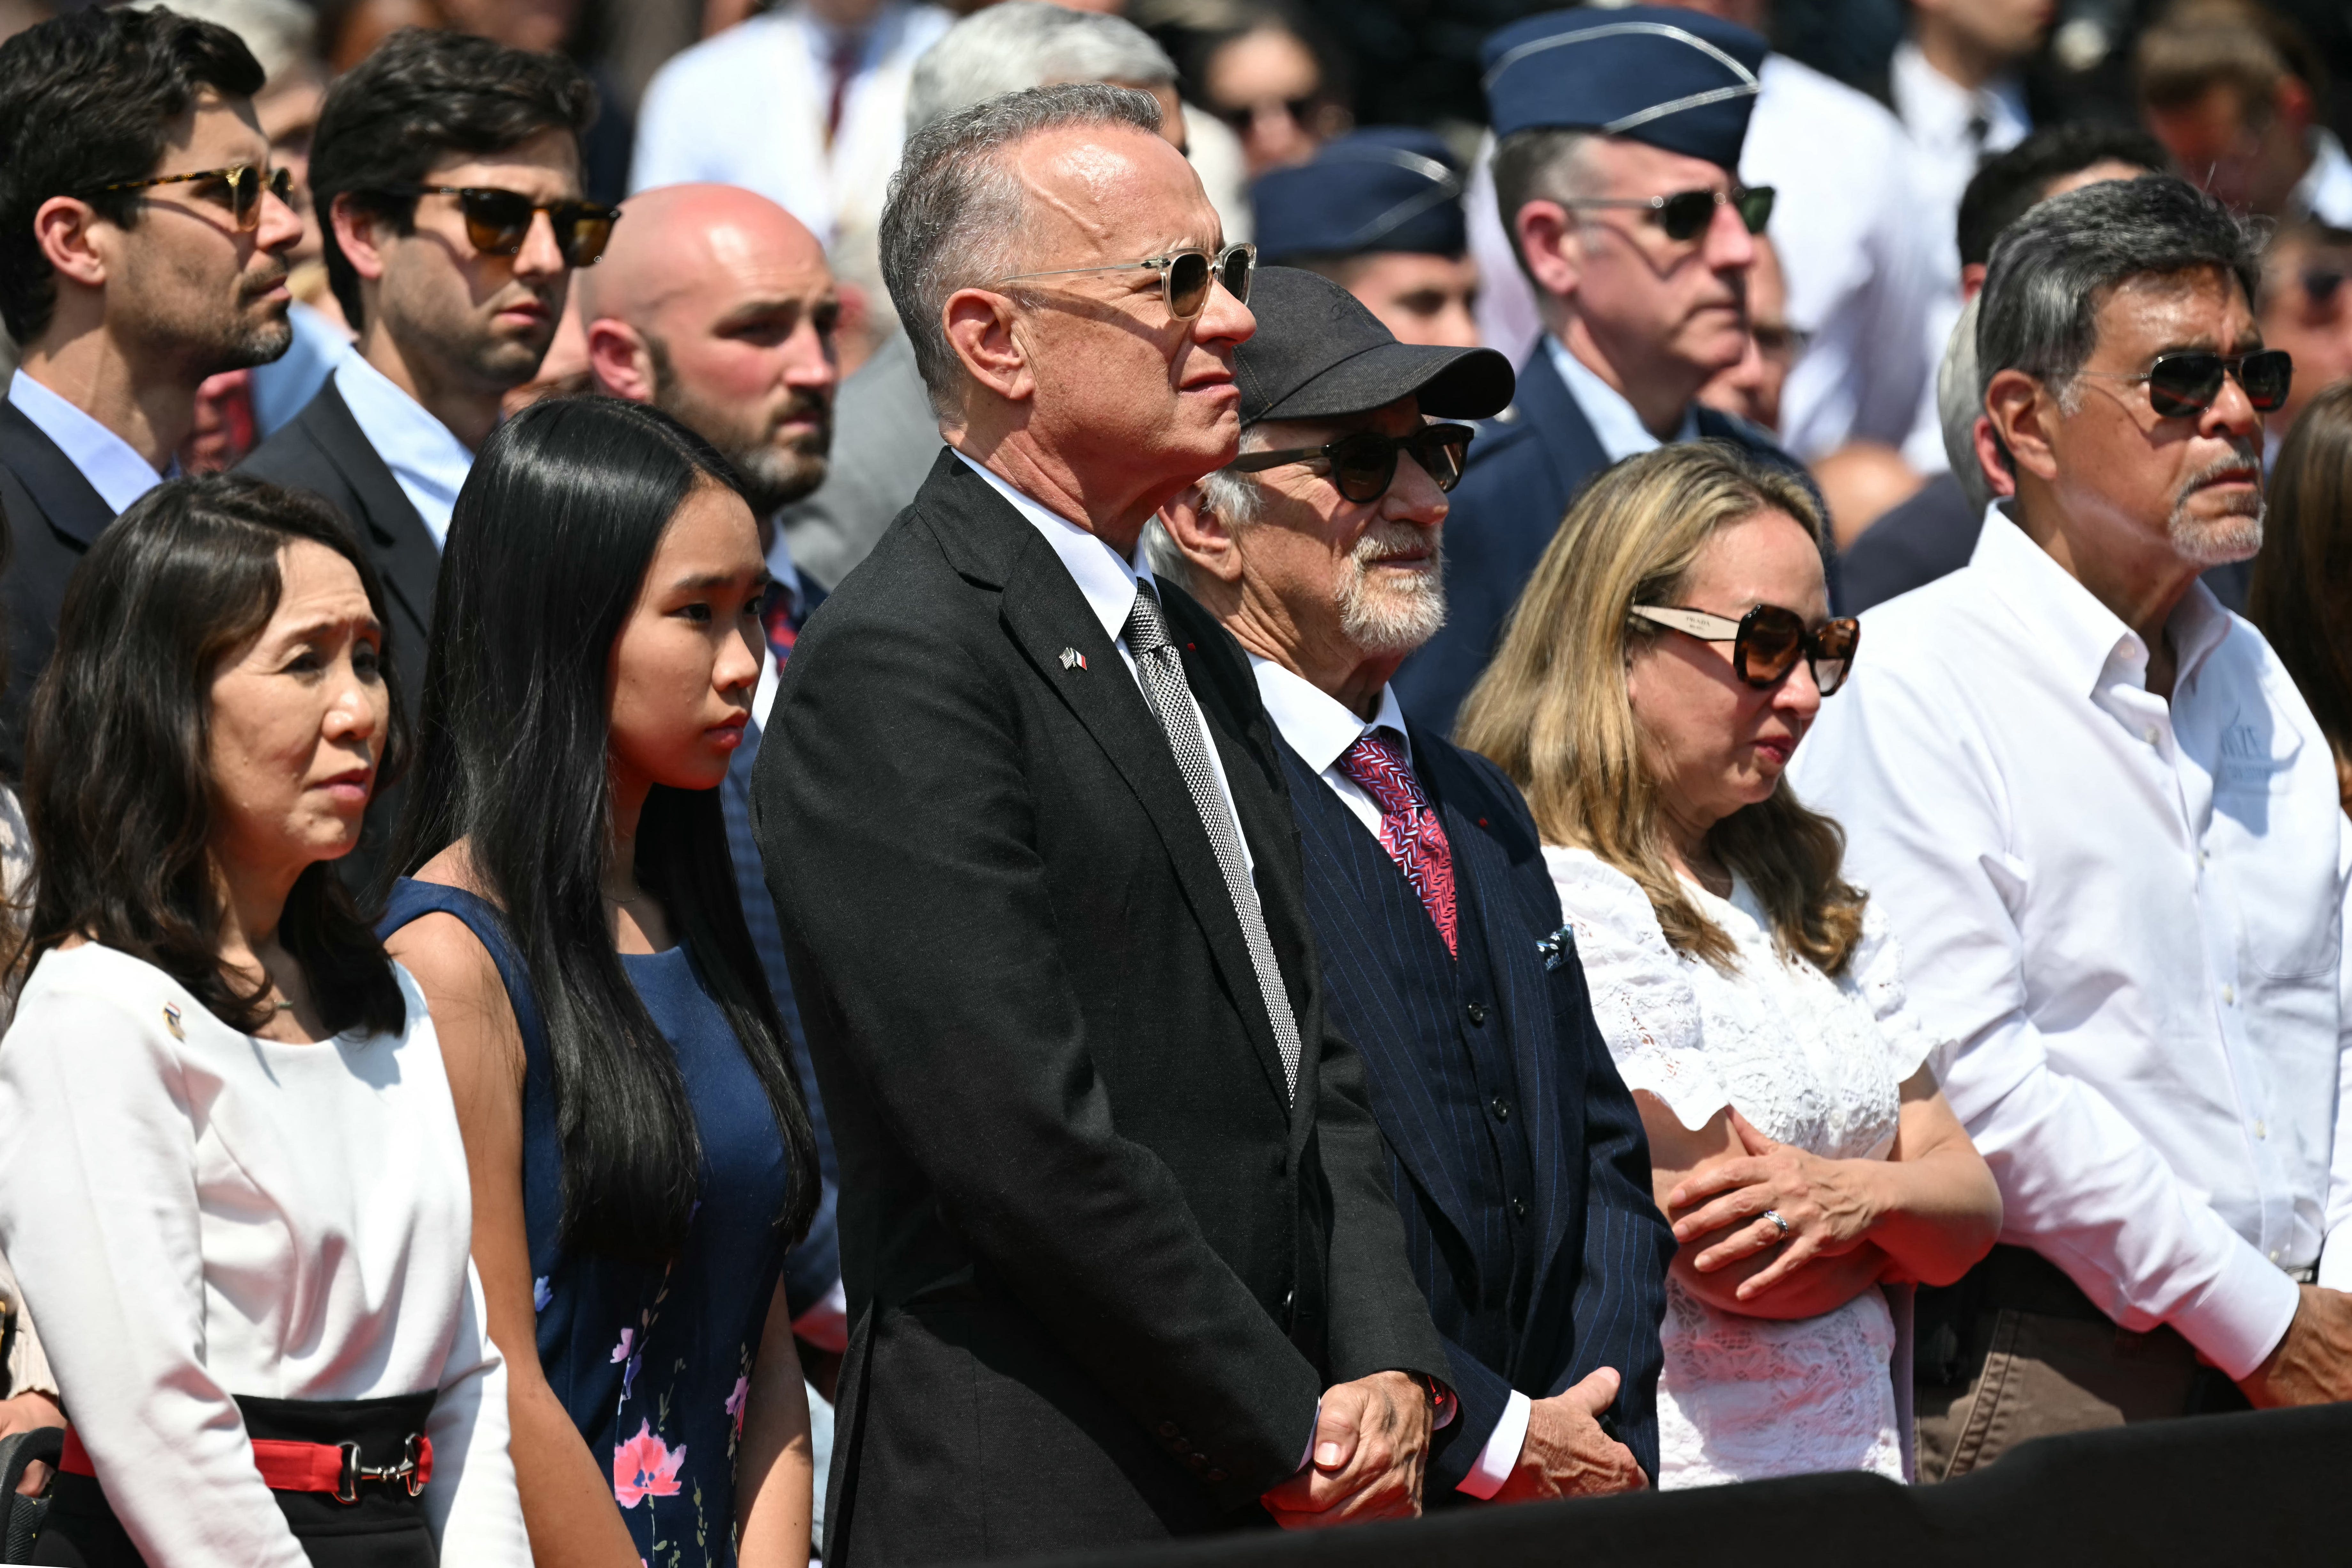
[1251,128,1469,265]
[1482,5,1768,173]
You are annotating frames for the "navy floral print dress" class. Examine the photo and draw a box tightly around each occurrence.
[382,881,791,1568]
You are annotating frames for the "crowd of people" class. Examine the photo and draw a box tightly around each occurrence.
[0,0,2348,1565]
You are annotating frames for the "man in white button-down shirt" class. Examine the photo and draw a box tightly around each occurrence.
[1793,173,2352,1479]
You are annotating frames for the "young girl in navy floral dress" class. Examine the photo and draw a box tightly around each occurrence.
[380,398,822,1568]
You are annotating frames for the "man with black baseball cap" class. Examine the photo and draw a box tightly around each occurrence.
[1152,268,1672,1503]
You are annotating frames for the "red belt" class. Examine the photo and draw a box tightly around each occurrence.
[59,1426,433,1504]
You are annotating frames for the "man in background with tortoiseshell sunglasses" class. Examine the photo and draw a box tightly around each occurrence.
[0,6,303,777]
[242,26,605,904]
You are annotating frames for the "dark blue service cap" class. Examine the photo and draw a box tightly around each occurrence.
[1235,267,1514,427]
[1482,5,1768,172]
[1250,128,1469,264]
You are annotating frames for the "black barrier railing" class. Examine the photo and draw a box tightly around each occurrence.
[988,1403,2352,1568]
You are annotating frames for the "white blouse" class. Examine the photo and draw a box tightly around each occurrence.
[1546,847,1938,1490]
[0,944,527,1567]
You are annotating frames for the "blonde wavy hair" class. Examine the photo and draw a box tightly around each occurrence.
[1457,441,1867,975]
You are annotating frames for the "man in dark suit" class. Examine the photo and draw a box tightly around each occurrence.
[0,8,303,770]
[754,84,1449,1564]
[1152,266,1672,1503]
[1395,7,1793,734]
[240,29,600,890]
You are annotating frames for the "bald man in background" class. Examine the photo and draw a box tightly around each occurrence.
[580,179,853,1526]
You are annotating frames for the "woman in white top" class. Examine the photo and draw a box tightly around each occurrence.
[1458,442,2003,1488]
[0,477,527,1566]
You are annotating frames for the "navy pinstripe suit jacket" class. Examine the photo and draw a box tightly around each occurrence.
[1278,722,1672,1489]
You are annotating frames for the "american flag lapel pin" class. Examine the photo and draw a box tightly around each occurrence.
[1059,647,1088,671]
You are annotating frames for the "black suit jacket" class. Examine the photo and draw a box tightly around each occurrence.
[1278,724,1671,1491]
[752,450,1445,1564]
[240,379,444,901]
[1393,347,1800,736]
[0,401,118,775]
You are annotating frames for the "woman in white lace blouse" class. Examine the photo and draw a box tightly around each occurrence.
[1459,442,2002,1488]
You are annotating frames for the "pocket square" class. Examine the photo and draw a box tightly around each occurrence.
[1536,924,1577,971]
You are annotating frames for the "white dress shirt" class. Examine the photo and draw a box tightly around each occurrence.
[5,369,165,515]
[1742,53,1938,460]
[953,450,1252,879]
[1891,41,2029,473]
[332,355,473,548]
[1790,510,2350,1381]
[2293,129,2352,231]
[0,945,527,1566]
[1247,658,1528,1498]
[1545,337,1700,463]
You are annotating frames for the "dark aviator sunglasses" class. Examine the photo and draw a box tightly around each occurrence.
[2080,348,2292,417]
[1226,423,1476,504]
[1629,603,1859,696]
[1566,185,1776,243]
[377,185,622,268]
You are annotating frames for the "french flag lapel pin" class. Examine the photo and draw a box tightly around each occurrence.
[1059,646,1088,671]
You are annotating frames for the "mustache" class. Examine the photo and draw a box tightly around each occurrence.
[1351,520,1439,567]
[2175,442,2264,510]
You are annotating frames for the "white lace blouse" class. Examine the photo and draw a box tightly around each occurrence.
[1546,846,1939,1489]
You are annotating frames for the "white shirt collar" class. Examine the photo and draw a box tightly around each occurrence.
[952,448,1155,643]
[1544,335,1700,463]
[332,355,474,549]
[2292,128,2352,230]
[1249,656,1412,776]
[1889,39,2029,153]
[5,369,166,516]
[1968,503,2236,699]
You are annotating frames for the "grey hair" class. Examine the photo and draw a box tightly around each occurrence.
[1976,174,2264,413]
[1937,293,1992,514]
[1140,429,1268,591]
[1490,128,1602,281]
[879,81,1167,420]
[907,1,1176,134]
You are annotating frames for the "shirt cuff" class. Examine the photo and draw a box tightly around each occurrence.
[1297,1394,1323,1472]
[1455,1389,1531,1500]
[2169,1239,2305,1382]
[789,1278,849,1355]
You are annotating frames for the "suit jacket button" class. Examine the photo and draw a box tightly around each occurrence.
[1511,1196,1529,1221]
[1491,1096,1511,1122]
[1206,1469,1228,1483]
[1158,1422,1179,1439]
[1465,1001,1488,1026]
[1187,1453,1209,1473]
[1282,1287,1295,1312]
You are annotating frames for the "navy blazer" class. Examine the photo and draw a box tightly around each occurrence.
[0,400,117,775]
[1394,345,1798,736]
[1278,719,1671,1489]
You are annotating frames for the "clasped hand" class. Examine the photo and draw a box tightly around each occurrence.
[1668,1111,1884,1301]
[1261,1369,1429,1528]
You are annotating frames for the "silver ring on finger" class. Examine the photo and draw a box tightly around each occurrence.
[1762,1208,1791,1240]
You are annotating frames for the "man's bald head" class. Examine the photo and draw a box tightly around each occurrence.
[584,182,840,516]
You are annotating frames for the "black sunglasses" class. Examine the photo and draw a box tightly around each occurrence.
[1629,602,1859,696]
[2083,348,2293,417]
[1226,423,1476,503]
[83,164,294,233]
[380,185,621,268]
[1215,95,1322,135]
[1565,185,1776,243]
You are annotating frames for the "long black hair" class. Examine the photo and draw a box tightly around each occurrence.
[394,396,818,1264]
[24,475,409,1036]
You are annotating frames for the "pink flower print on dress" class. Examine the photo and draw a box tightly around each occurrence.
[612,1420,686,1508]
[725,1374,749,1437]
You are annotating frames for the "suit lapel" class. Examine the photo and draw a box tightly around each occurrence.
[1278,737,1481,1242]
[923,457,1296,1108]
[1514,346,1606,534]
[1412,732,1578,1290]
[302,382,443,638]
[0,401,118,546]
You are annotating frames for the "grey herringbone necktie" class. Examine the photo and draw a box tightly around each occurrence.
[1124,582,1303,1098]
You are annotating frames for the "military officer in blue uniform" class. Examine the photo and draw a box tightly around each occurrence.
[1395,7,1800,735]
[1252,128,1482,350]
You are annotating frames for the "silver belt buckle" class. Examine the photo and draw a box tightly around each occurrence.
[337,1433,427,1505]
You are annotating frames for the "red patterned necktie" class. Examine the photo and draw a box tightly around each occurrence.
[1335,727,1458,957]
[762,579,799,666]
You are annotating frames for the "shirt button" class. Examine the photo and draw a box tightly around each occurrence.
[1491,1097,1512,1122]
[2222,984,2237,1005]
[2255,1120,2268,1140]
[1511,1196,1529,1221]
[1465,1001,1488,1027]
[2144,725,2161,745]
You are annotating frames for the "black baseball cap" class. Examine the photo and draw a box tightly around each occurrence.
[1232,266,1514,428]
